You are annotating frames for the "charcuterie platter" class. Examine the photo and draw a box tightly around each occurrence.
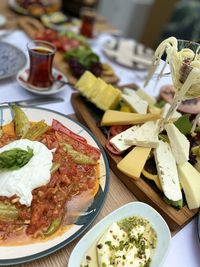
[71,76,199,233]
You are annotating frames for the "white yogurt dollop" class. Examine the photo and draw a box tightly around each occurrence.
[0,139,53,206]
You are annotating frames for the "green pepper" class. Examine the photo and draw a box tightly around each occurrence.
[43,218,61,237]
[50,162,60,174]
[12,105,30,137]
[0,202,19,220]
[61,143,96,165]
[23,120,49,140]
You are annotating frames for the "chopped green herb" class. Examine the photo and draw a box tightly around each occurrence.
[0,146,33,171]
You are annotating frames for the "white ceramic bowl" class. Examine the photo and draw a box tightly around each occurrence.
[68,202,171,267]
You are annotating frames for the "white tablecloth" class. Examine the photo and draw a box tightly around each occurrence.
[0,31,200,267]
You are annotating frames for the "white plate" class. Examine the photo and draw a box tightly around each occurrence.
[0,107,110,265]
[69,202,171,267]
[16,68,67,95]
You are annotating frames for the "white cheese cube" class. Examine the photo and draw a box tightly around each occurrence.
[122,92,148,114]
[124,121,159,148]
[165,123,190,164]
[110,125,139,152]
[96,222,127,267]
[154,140,182,202]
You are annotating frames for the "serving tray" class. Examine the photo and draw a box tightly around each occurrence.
[18,17,119,85]
[71,84,198,233]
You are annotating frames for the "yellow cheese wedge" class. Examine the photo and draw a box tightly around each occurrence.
[177,162,200,209]
[75,71,96,97]
[148,106,161,115]
[101,110,160,126]
[117,147,151,179]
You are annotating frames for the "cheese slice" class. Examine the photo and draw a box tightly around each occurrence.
[117,147,151,179]
[154,140,182,202]
[124,121,159,148]
[110,125,139,152]
[177,162,200,209]
[162,103,181,121]
[101,110,160,126]
[149,105,161,115]
[75,71,96,96]
[122,92,148,114]
[165,123,190,164]
[136,88,156,106]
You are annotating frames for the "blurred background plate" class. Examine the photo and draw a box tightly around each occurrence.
[8,0,28,15]
[0,42,27,80]
[41,12,80,33]
[8,0,61,17]
[102,36,154,70]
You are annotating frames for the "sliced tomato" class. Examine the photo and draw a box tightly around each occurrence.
[110,125,130,136]
[52,40,63,50]
[105,139,123,155]
[52,119,87,143]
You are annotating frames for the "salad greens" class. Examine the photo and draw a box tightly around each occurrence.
[0,146,33,171]
[174,114,192,135]
[65,46,100,69]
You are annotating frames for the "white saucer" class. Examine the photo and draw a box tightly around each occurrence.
[17,68,68,95]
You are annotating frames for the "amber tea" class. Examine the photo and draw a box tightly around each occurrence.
[27,41,56,88]
[79,8,96,38]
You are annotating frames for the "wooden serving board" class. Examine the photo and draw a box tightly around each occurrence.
[18,17,119,85]
[71,87,198,233]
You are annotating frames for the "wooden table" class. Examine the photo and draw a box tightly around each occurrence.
[0,2,136,266]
